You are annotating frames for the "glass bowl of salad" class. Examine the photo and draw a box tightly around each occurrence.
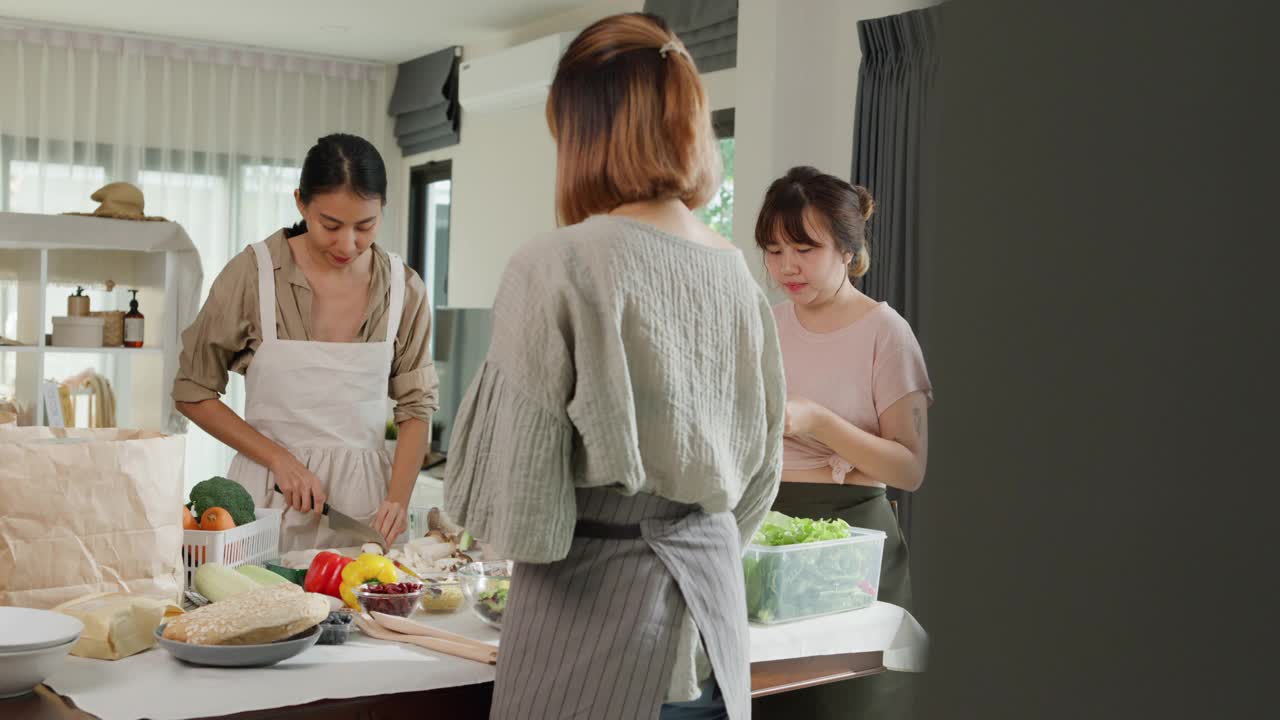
[457,561,512,629]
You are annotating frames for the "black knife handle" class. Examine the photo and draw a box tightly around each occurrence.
[272,483,330,515]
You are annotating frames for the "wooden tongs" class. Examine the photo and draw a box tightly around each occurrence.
[354,611,498,665]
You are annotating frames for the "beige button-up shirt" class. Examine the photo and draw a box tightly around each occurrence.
[173,230,439,425]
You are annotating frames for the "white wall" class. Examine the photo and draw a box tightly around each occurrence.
[732,0,942,295]
[702,67,737,112]
[447,104,559,307]
[397,0,940,306]
[393,0,643,307]
[467,0,642,58]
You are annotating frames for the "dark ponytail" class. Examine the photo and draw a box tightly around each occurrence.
[285,133,388,237]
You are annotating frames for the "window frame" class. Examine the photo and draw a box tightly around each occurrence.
[407,159,452,310]
[696,108,735,239]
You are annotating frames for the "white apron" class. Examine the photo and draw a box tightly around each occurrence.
[226,241,406,552]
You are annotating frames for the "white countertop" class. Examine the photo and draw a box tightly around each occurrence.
[46,601,926,720]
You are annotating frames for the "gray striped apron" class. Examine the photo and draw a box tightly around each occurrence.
[490,487,751,720]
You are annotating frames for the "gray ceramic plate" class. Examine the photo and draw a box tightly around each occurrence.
[153,624,321,668]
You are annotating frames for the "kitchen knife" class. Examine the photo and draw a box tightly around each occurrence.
[272,484,386,548]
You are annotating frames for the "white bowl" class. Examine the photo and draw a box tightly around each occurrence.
[0,637,78,699]
[0,607,84,653]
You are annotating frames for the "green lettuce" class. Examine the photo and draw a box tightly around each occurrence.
[744,512,878,623]
[751,510,853,546]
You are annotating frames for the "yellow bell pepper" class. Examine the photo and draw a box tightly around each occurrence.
[339,553,399,609]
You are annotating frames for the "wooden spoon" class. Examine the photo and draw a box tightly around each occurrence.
[353,614,497,665]
[369,611,496,654]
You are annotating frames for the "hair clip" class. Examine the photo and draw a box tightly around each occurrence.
[658,40,685,59]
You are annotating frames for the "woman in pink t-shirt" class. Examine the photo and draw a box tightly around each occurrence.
[751,166,932,720]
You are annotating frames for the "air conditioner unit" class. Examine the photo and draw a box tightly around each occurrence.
[459,32,576,115]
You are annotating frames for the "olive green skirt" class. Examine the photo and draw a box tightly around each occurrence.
[752,482,915,720]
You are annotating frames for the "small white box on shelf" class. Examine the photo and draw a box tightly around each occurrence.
[50,316,104,347]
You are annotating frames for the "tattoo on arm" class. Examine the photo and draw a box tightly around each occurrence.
[912,407,924,436]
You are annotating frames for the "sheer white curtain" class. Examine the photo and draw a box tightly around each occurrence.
[0,23,401,494]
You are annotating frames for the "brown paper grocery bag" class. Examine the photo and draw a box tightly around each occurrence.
[0,427,186,609]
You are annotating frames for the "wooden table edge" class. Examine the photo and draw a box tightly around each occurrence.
[17,651,887,718]
[750,651,886,698]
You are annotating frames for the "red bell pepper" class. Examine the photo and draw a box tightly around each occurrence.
[303,551,353,598]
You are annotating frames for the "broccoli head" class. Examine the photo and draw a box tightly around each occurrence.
[188,477,256,527]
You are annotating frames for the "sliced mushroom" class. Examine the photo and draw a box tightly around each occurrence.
[426,507,463,535]
[406,536,456,563]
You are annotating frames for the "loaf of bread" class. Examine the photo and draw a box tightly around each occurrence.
[163,583,329,645]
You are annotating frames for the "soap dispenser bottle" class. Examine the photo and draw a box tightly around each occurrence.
[123,289,145,348]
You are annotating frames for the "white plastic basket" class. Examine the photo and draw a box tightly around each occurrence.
[182,508,282,588]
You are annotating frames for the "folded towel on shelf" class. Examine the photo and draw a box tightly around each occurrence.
[57,370,117,428]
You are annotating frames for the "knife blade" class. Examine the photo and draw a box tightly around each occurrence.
[272,484,385,547]
[325,505,387,547]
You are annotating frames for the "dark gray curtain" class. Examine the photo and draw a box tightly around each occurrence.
[642,0,738,72]
[388,46,461,156]
[851,5,941,540]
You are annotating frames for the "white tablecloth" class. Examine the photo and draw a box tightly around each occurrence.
[749,601,927,672]
[46,602,926,720]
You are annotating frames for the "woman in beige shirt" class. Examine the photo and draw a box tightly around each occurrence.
[173,133,438,551]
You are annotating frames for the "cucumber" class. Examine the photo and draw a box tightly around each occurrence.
[237,565,290,587]
[264,563,308,587]
[193,563,259,602]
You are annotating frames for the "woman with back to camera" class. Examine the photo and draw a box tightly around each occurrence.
[751,166,932,720]
[444,12,785,720]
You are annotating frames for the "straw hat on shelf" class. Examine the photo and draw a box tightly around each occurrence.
[63,182,168,222]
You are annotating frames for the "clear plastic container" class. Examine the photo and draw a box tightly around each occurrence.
[743,527,887,625]
[317,610,354,645]
[407,506,431,539]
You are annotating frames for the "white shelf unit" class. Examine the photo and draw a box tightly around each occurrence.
[0,345,164,355]
[0,212,201,431]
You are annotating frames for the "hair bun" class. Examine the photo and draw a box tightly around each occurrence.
[853,185,875,221]
[849,245,871,279]
[786,166,823,183]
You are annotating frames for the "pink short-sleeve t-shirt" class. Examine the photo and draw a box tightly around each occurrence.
[774,301,933,480]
